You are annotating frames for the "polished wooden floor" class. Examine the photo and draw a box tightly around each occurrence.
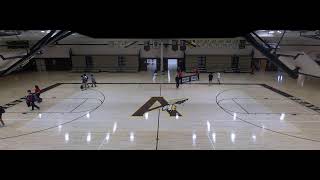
[0,71,320,149]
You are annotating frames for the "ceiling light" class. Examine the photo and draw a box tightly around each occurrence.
[269,31,275,34]
[41,31,45,33]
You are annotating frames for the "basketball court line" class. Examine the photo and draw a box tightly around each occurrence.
[0,88,105,140]
[4,97,102,114]
[155,84,161,150]
[261,84,320,113]
[70,99,88,112]
[216,88,320,143]
[2,82,320,144]
[217,98,320,115]
[231,98,250,114]
[1,83,63,110]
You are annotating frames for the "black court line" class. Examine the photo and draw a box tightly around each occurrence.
[70,99,88,112]
[6,82,315,116]
[4,97,102,114]
[233,97,283,100]
[0,89,105,140]
[43,97,98,100]
[261,84,320,114]
[156,109,161,150]
[216,85,320,116]
[3,82,317,116]
[156,83,162,150]
[41,83,62,92]
[232,98,249,114]
[299,72,320,79]
[1,83,62,110]
[216,88,320,143]
[5,111,97,114]
[2,82,319,144]
[61,82,264,85]
[217,98,319,116]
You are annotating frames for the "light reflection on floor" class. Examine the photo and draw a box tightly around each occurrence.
[0,71,320,149]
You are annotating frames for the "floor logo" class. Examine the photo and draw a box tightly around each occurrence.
[132,97,188,117]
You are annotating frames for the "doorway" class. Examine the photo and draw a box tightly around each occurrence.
[167,59,178,82]
[167,59,178,71]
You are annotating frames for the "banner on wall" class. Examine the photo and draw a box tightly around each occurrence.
[186,39,243,49]
[181,74,199,83]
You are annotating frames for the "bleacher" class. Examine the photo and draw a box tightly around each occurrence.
[71,55,139,73]
[206,55,232,72]
[185,55,198,72]
[120,55,139,72]
[238,55,252,72]
[185,55,253,73]
[71,56,86,72]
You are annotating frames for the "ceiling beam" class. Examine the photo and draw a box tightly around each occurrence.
[1,30,72,76]
[124,41,138,48]
[245,33,299,79]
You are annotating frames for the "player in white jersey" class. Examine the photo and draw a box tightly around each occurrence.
[217,72,221,84]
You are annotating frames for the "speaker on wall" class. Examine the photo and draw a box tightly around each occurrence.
[180,40,186,51]
[239,40,246,49]
[144,41,150,51]
[172,40,178,51]
[153,41,159,48]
